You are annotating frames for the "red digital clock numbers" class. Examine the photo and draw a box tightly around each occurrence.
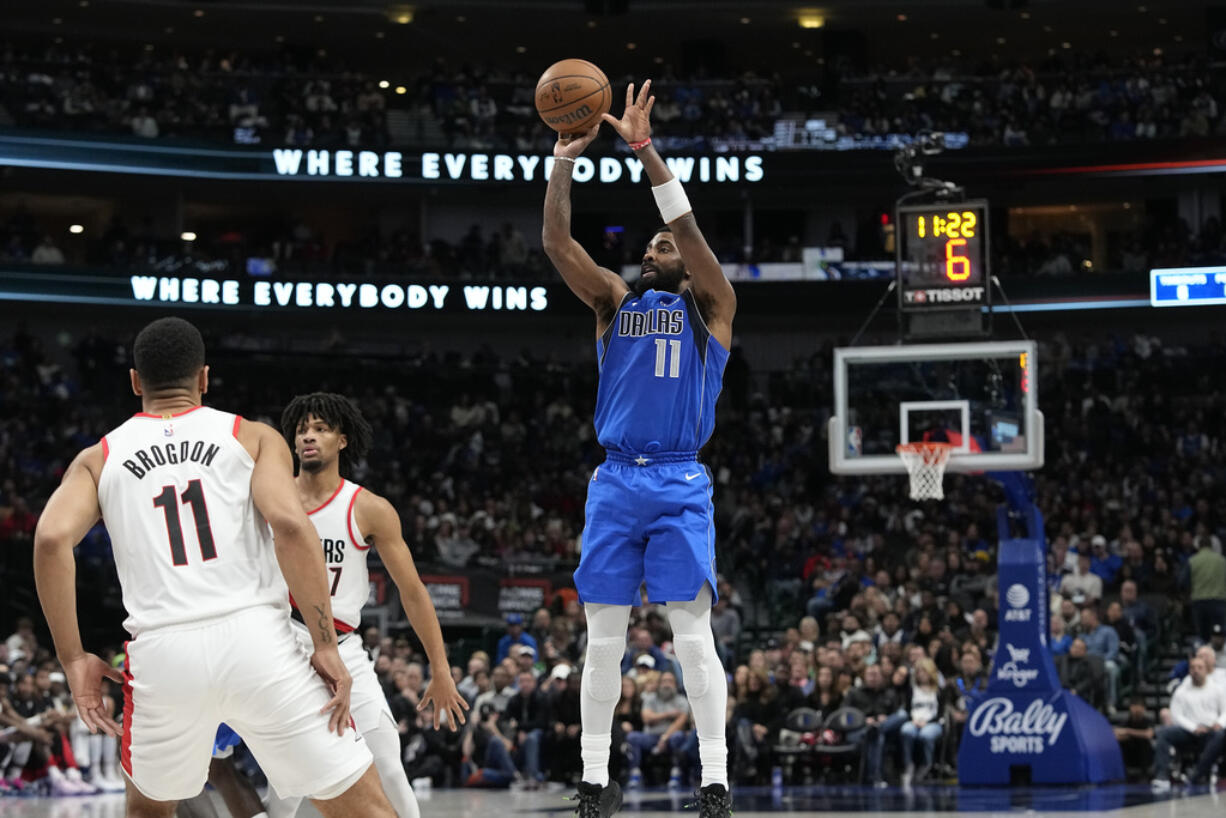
[945,238,971,281]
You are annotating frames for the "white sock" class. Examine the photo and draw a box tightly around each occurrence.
[667,586,729,789]
[580,603,631,787]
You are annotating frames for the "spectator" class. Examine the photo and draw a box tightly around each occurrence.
[1088,535,1122,586]
[944,645,987,758]
[1184,537,1226,643]
[899,658,944,786]
[496,614,537,664]
[473,665,514,715]
[30,237,65,265]
[1213,625,1226,671]
[845,663,901,787]
[711,590,742,667]
[545,664,582,783]
[462,702,518,788]
[1078,606,1121,710]
[805,664,844,717]
[730,667,783,784]
[1151,657,1226,791]
[5,618,38,659]
[620,628,672,677]
[1050,614,1072,656]
[130,107,159,138]
[1113,698,1155,781]
[1060,551,1103,604]
[504,670,550,788]
[458,653,491,702]
[1119,579,1157,648]
[625,671,694,790]
[1059,638,1106,709]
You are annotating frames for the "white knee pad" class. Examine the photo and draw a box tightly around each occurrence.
[584,637,625,703]
[673,635,711,698]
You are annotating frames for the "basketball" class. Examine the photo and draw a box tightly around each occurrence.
[534,58,612,134]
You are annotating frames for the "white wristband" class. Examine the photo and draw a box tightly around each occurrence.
[652,177,692,224]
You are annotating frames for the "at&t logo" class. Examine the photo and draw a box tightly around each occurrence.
[1004,582,1032,622]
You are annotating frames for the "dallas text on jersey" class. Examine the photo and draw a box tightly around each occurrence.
[121,441,221,479]
[618,308,684,338]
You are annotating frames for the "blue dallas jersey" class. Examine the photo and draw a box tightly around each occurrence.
[594,288,729,454]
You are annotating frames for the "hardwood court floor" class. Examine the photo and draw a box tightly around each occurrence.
[1,783,1221,818]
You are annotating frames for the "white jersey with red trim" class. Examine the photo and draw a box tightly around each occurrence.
[97,406,287,637]
[297,479,369,634]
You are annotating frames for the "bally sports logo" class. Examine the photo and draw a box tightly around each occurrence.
[1004,583,1032,622]
[969,698,1068,754]
[996,644,1040,688]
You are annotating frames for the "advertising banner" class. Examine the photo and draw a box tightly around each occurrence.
[957,537,1123,784]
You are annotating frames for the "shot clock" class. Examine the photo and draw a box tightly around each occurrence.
[897,200,991,312]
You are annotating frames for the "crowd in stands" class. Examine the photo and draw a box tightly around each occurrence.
[0,41,389,146]
[3,38,1225,152]
[839,53,1225,148]
[1,319,1225,791]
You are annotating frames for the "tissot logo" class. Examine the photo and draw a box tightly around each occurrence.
[904,287,986,304]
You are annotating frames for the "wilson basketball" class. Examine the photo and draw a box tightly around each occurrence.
[534,59,612,134]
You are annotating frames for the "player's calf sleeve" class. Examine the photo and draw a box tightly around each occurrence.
[581,635,627,787]
[668,590,729,789]
[580,602,631,788]
[263,789,302,818]
[364,720,420,818]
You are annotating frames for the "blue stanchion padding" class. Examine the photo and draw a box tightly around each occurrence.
[958,533,1123,784]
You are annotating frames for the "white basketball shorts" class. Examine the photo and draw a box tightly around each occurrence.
[121,604,372,802]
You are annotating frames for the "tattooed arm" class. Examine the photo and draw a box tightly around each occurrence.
[243,419,353,734]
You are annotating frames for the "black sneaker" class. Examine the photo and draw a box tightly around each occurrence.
[696,783,733,818]
[572,780,623,818]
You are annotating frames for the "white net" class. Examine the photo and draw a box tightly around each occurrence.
[896,442,954,501]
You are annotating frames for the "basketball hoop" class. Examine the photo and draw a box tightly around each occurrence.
[896,442,954,501]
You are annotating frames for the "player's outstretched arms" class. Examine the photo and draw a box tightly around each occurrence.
[244,419,353,735]
[542,123,629,331]
[603,79,736,348]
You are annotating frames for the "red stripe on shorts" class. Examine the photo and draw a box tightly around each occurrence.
[121,641,134,777]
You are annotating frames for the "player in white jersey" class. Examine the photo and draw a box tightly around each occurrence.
[32,317,395,818]
[263,392,468,818]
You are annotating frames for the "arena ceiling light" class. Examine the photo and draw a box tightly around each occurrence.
[180,231,197,242]
[69,224,84,234]
[386,4,413,24]
[797,11,825,29]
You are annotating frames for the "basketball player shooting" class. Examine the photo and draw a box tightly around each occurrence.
[542,80,736,818]
[264,392,468,818]
[32,318,395,818]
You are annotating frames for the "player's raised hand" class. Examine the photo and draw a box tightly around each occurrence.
[418,672,469,731]
[554,122,601,159]
[310,647,354,736]
[601,79,654,146]
[63,653,123,737]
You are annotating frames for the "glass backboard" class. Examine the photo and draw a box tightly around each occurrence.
[828,340,1043,475]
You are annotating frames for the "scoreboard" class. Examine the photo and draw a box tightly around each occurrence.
[1150,267,1226,307]
[897,200,990,312]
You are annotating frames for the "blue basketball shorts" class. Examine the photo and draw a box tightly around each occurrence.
[574,454,718,606]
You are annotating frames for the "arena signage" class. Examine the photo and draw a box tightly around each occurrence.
[0,131,763,185]
[0,270,555,314]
